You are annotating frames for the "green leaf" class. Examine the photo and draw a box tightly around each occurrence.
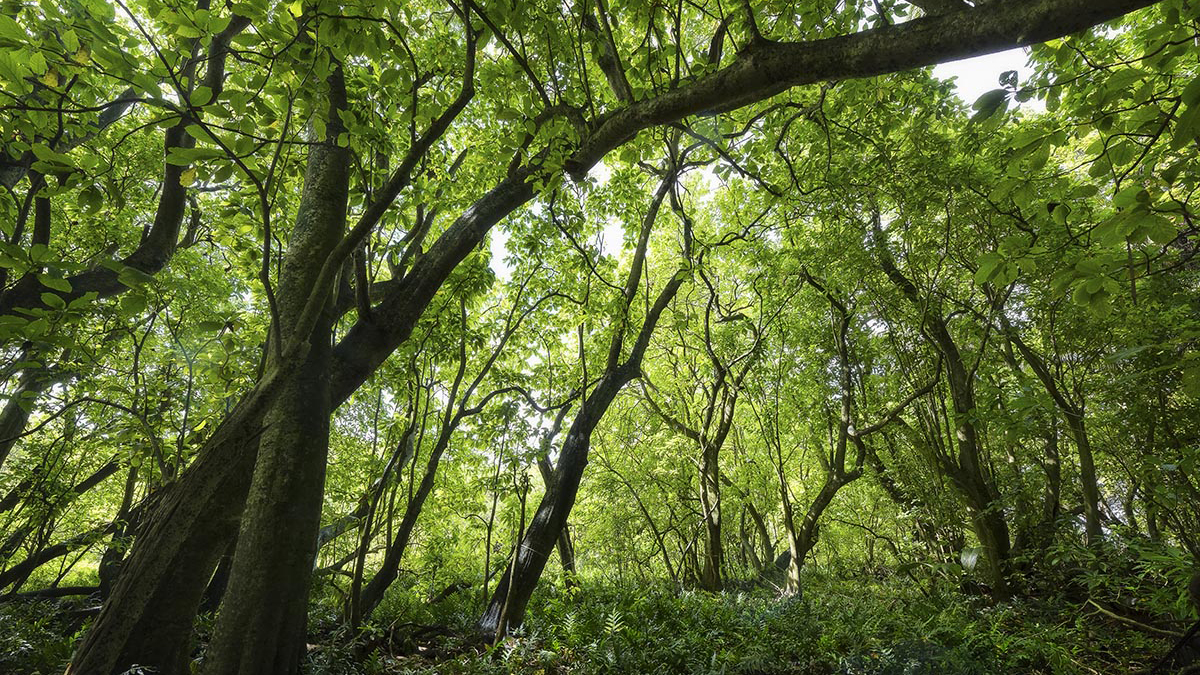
[191,85,214,106]
[166,146,225,166]
[1095,213,1128,247]
[29,244,50,262]
[1010,127,1044,150]
[1069,184,1098,200]
[974,252,1004,285]
[1182,76,1200,107]
[1112,185,1148,209]
[30,143,73,170]
[970,89,1008,122]
[1051,203,1070,227]
[41,292,66,310]
[1104,67,1144,92]
[37,274,72,293]
[120,293,147,316]
[78,185,104,213]
[68,292,98,310]
[1170,103,1200,151]
[1140,214,1176,245]
[27,50,46,75]
[1183,364,1200,398]
[61,29,79,53]
[1071,281,1091,306]
[1088,290,1112,318]
[118,267,155,289]
[0,15,25,44]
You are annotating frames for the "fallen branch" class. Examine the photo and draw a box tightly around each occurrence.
[1086,598,1182,638]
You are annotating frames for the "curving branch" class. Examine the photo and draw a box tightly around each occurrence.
[328,0,1158,409]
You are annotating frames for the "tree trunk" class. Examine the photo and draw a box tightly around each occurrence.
[1067,410,1103,545]
[537,454,577,579]
[201,69,350,675]
[479,371,633,635]
[698,442,724,591]
[873,220,1012,599]
[478,165,690,635]
[67,417,262,675]
[201,323,336,675]
[355,432,450,623]
[788,475,853,593]
[0,363,57,471]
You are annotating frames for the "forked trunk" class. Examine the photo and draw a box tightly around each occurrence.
[201,322,336,675]
[202,69,350,674]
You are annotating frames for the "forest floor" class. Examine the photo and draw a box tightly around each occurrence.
[1,570,1192,674]
[294,564,1198,675]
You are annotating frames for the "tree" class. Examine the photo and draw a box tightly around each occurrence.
[0,0,1185,673]
[642,264,771,591]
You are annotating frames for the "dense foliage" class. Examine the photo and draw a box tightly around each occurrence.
[1,0,1198,673]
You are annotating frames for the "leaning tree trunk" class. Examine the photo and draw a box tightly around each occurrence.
[355,430,450,624]
[478,370,636,636]
[67,410,265,675]
[479,163,691,636]
[0,363,58,472]
[537,453,578,579]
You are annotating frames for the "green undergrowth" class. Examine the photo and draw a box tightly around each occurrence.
[307,570,1170,675]
[0,563,1179,674]
[0,598,85,675]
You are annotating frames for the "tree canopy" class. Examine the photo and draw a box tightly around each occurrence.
[1,0,1198,673]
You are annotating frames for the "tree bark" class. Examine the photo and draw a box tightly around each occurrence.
[698,441,724,591]
[201,321,337,675]
[537,454,578,579]
[67,407,266,675]
[67,55,344,675]
[478,369,640,635]
[201,67,350,675]
[0,364,58,471]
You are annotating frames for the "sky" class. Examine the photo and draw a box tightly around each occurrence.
[932,47,1038,111]
[487,48,1038,279]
